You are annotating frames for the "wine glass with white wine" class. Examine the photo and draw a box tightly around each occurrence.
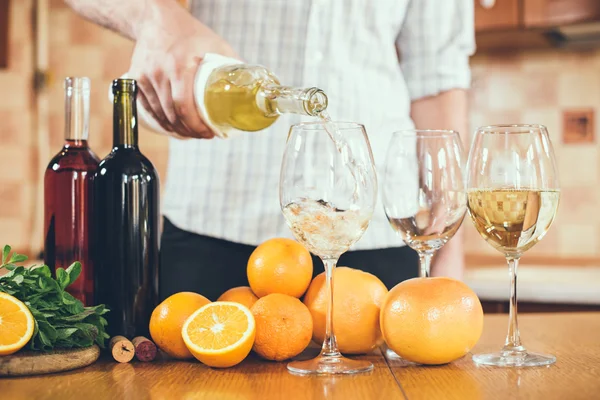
[280,121,378,375]
[467,124,560,367]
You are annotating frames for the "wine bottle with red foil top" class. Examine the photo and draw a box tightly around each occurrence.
[44,77,99,306]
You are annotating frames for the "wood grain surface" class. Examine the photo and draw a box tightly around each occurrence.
[1,313,599,400]
[387,313,600,400]
[0,347,402,400]
[0,345,100,377]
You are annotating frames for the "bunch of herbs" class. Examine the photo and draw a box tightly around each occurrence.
[0,245,109,351]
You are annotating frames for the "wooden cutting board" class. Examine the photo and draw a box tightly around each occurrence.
[0,345,100,377]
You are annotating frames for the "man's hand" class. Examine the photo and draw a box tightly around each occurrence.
[130,1,238,138]
[65,0,238,139]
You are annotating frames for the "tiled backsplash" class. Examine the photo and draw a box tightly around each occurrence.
[1,1,598,261]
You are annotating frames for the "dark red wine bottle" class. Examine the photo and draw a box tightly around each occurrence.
[94,79,160,337]
[44,77,99,306]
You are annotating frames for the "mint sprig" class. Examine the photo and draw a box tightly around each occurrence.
[0,245,109,350]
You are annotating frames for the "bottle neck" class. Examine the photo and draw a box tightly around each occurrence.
[113,85,138,148]
[261,85,328,117]
[64,77,90,142]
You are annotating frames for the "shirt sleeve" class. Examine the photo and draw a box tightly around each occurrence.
[396,0,476,101]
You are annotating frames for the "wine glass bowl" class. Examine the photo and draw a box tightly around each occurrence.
[382,130,467,278]
[466,124,560,367]
[280,121,377,375]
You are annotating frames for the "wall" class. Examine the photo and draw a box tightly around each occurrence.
[0,0,36,253]
[466,49,600,261]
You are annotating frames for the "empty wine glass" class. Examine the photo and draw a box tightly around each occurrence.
[467,124,559,367]
[280,121,378,375]
[382,130,467,278]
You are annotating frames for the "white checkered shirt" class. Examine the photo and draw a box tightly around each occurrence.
[163,0,475,250]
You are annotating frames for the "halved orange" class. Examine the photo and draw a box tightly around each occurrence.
[182,301,255,368]
[0,292,35,355]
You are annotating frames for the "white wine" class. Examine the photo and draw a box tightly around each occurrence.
[387,203,465,253]
[282,198,371,259]
[205,64,328,133]
[467,188,559,256]
[318,111,372,202]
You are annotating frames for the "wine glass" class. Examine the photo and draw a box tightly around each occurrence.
[280,121,378,375]
[382,130,467,278]
[466,124,560,367]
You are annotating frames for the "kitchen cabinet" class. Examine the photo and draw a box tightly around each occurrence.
[475,0,520,32]
[474,0,600,52]
[524,0,600,28]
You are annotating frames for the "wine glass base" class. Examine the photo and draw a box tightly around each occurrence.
[287,354,373,375]
[473,351,556,367]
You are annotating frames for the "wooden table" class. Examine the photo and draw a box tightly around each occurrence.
[2,313,599,400]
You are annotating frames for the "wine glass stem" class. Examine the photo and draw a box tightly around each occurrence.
[504,256,524,353]
[321,258,342,358]
[418,252,433,278]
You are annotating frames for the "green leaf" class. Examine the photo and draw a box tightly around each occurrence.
[56,327,79,340]
[9,253,28,264]
[56,269,69,290]
[65,262,82,287]
[2,245,10,264]
[37,330,53,350]
[29,319,40,350]
[31,265,51,278]
[38,277,47,290]
[61,308,97,322]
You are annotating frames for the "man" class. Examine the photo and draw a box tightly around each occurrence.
[65,0,474,301]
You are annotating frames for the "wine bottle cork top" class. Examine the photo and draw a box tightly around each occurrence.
[112,79,137,94]
[109,335,135,363]
[132,336,157,362]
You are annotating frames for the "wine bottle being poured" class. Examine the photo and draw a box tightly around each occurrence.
[204,62,328,134]
[111,53,329,138]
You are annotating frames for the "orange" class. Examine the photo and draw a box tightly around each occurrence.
[247,238,313,298]
[149,292,211,359]
[380,277,484,365]
[182,301,255,368]
[251,293,313,361]
[303,267,388,354]
[217,286,259,310]
[0,292,35,355]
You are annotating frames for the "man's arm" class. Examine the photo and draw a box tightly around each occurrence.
[64,0,237,139]
[411,89,469,280]
[64,0,147,40]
